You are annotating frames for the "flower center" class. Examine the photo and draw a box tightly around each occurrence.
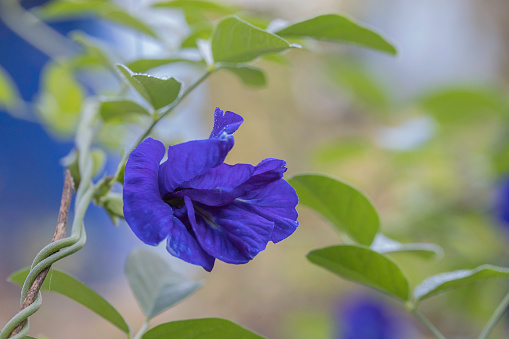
[164,198,185,209]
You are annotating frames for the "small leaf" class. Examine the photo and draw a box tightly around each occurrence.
[275,14,396,55]
[223,66,267,87]
[181,25,213,48]
[419,87,508,125]
[288,174,379,245]
[70,31,111,68]
[0,65,20,109]
[99,100,150,122]
[414,264,509,302]
[211,16,292,64]
[153,0,238,14]
[36,61,84,135]
[116,64,182,110]
[142,318,263,339]
[370,234,443,260]
[37,0,158,39]
[99,192,124,225]
[9,268,130,333]
[126,57,203,73]
[307,245,409,300]
[125,249,202,319]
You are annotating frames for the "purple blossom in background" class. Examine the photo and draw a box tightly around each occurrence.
[336,295,409,339]
[495,177,509,227]
[123,108,299,271]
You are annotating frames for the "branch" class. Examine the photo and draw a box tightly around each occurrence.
[8,170,74,337]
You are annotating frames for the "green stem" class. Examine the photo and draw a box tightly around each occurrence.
[412,309,446,339]
[133,321,150,339]
[478,290,509,339]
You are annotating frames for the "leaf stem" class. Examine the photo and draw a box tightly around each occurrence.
[412,309,446,339]
[478,290,509,339]
[133,321,150,339]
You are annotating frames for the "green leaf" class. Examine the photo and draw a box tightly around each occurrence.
[36,61,84,135]
[99,100,150,122]
[126,57,203,73]
[37,0,158,39]
[70,31,111,68]
[370,234,443,260]
[288,174,379,245]
[125,249,202,319]
[211,16,292,64]
[153,0,238,14]
[116,64,182,110]
[419,87,508,125]
[142,318,263,339]
[328,61,391,111]
[9,268,129,333]
[181,25,213,48]
[414,264,509,302]
[275,14,397,55]
[0,65,20,109]
[223,66,267,87]
[307,245,409,300]
[99,192,124,225]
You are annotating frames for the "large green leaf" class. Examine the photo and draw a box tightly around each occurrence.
[116,64,182,110]
[414,264,509,302]
[211,16,292,64]
[37,0,158,38]
[275,14,397,55]
[288,174,379,245]
[9,268,129,333]
[419,87,508,125]
[370,234,443,260]
[307,245,409,300]
[223,66,267,87]
[99,100,150,122]
[36,61,84,134]
[0,65,19,109]
[125,249,202,320]
[142,318,263,339]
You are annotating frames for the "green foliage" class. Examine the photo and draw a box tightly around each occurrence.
[126,58,203,74]
[9,268,130,333]
[98,192,124,225]
[289,174,379,245]
[275,14,397,55]
[99,100,150,122]
[142,318,263,339]
[125,249,202,320]
[0,65,20,110]
[70,31,111,68]
[307,245,409,300]
[223,66,267,87]
[419,87,508,125]
[370,234,443,260]
[37,0,158,38]
[211,16,292,64]
[36,61,84,135]
[414,264,509,302]
[116,65,182,110]
[153,0,238,15]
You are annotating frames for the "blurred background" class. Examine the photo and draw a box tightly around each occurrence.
[1,0,509,338]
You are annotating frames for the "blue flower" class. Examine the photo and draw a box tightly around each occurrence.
[123,108,299,271]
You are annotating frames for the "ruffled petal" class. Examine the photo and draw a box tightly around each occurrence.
[209,107,243,139]
[244,158,287,188]
[158,137,234,195]
[185,196,274,264]
[235,179,299,243]
[166,216,215,272]
[123,138,173,245]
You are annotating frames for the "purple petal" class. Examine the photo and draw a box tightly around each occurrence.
[123,138,173,245]
[235,179,299,243]
[245,158,287,188]
[185,197,274,264]
[158,137,234,195]
[166,216,215,272]
[209,107,243,138]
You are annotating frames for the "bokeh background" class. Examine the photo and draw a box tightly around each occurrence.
[2,0,509,338]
